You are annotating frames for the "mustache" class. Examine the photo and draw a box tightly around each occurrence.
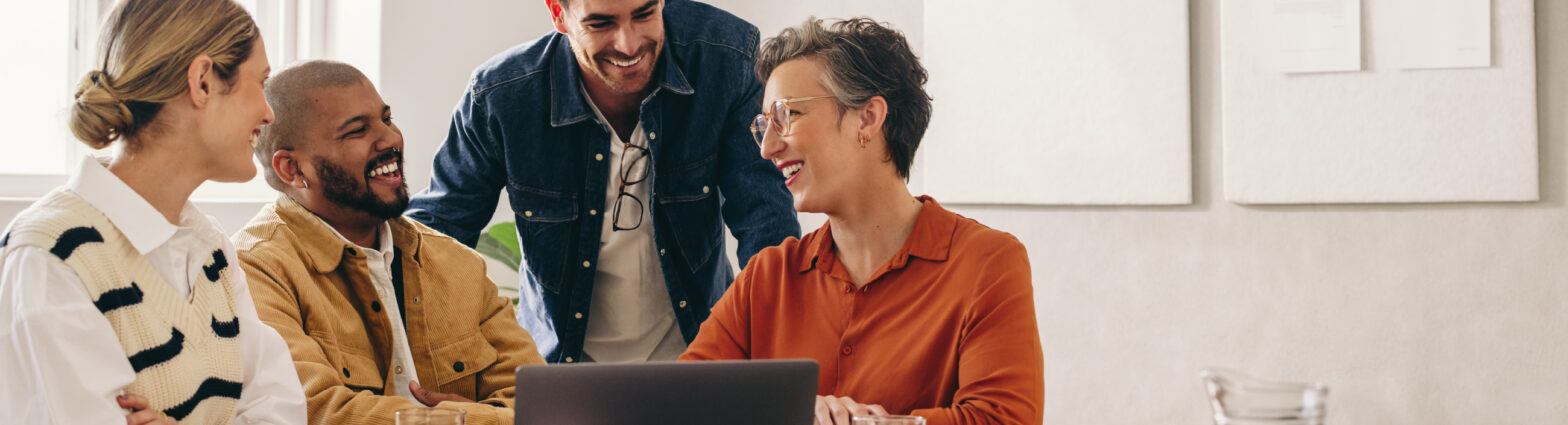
[363,148,402,175]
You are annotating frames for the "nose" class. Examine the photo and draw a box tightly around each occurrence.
[374,120,404,152]
[758,123,785,160]
[260,99,275,126]
[613,25,638,56]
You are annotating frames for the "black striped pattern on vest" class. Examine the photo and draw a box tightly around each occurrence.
[127,328,183,373]
[161,377,244,420]
[202,249,227,282]
[92,282,144,313]
[1,231,10,247]
[50,226,103,260]
[210,315,240,338]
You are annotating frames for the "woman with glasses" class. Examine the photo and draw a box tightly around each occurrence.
[680,17,1043,425]
[0,0,306,424]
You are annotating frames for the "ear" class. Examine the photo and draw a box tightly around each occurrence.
[547,0,569,34]
[185,54,216,108]
[857,95,889,142]
[272,149,307,189]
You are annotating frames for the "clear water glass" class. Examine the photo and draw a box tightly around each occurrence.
[852,414,926,425]
[395,407,466,425]
[1201,368,1328,425]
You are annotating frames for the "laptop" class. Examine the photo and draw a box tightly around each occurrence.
[514,359,818,425]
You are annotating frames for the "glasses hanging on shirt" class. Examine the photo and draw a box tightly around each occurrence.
[613,141,650,232]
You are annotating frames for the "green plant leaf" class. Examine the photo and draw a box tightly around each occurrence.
[476,232,520,271]
[485,222,521,258]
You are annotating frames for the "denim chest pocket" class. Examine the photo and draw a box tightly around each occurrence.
[508,184,578,293]
[657,153,722,273]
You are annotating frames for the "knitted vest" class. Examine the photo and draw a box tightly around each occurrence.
[0,189,243,424]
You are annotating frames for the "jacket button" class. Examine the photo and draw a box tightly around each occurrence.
[564,356,575,363]
[678,300,687,308]
[589,209,598,216]
[659,249,665,256]
[595,153,604,161]
[701,186,710,194]
[582,261,591,268]
[841,345,853,356]
[649,132,657,140]
[413,297,421,304]
[524,211,533,217]
[575,312,583,319]
[342,368,351,378]
[453,362,465,372]
[371,301,382,312]
[395,365,404,375]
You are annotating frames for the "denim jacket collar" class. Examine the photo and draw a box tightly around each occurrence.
[548,35,696,128]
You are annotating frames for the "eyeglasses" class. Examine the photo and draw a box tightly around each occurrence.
[612,141,650,232]
[750,95,835,146]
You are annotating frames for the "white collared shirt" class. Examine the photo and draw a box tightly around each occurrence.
[0,156,308,424]
[317,219,421,402]
[581,90,687,363]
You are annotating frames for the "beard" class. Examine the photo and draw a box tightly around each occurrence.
[313,152,408,220]
[583,41,661,95]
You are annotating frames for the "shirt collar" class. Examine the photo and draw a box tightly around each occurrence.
[67,155,195,255]
[797,196,958,274]
[273,196,421,273]
[548,33,695,128]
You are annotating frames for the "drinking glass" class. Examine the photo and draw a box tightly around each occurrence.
[1201,368,1328,425]
[851,415,926,425]
[395,407,466,425]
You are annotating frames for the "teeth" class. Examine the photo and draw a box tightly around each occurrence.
[608,57,641,67]
[369,163,399,178]
[781,163,802,178]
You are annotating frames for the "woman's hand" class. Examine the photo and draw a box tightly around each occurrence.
[815,395,889,425]
[118,394,176,425]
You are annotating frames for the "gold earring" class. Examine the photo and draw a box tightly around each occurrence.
[302,179,310,189]
[859,136,868,148]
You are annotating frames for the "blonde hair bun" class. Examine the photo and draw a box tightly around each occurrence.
[70,70,135,149]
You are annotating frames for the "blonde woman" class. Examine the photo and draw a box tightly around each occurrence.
[0,0,307,424]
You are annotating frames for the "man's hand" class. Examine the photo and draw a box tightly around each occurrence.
[815,395,888,425]
[118,394,176,425]
[411,381,475,407]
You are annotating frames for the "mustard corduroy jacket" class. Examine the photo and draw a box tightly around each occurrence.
[233,196,543,425]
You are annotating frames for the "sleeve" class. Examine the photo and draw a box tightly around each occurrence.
[470,265,546,410]
[0,247,137,425]
[678,256,757,361]
[224,244,309,425]
[405,86,508,248]
[714,35,802,266]
[910,238,1044,425]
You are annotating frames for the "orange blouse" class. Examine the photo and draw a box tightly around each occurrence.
[681,196,1043,425]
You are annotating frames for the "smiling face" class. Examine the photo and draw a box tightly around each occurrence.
[552,0,665,97]
[757,58,883,214]
[198,38,273,183]
[298,79,407,219]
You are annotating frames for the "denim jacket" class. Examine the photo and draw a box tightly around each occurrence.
[406,0,800,363]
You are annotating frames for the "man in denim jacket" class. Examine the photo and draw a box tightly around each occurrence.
[406,0,798,364]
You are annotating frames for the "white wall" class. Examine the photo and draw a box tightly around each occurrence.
[5,1,1566,424]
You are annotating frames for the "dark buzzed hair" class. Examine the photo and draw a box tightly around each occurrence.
[756,17,932,180]
[255,59,368,190]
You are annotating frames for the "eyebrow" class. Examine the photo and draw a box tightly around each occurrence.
[581,0,658,22]
[336,116,367,133]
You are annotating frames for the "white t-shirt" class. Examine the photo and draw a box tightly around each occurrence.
[581,91,687,363]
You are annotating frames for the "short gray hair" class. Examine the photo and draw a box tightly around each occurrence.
[255,60,367,190]
[756,17,931,179]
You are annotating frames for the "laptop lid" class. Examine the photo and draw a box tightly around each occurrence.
[514,359,818,425]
